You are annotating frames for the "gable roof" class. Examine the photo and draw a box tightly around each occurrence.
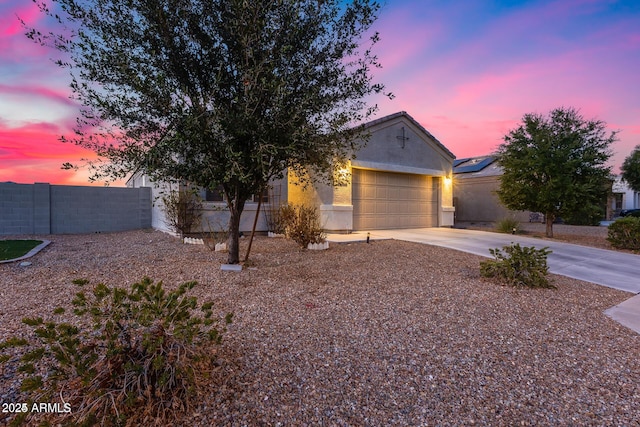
[363,111,456,160]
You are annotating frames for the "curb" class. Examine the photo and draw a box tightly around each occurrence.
[604,293,640,335]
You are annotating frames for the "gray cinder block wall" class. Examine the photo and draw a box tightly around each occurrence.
[0,182,151,235]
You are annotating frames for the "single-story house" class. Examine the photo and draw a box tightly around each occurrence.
[453,155,530,224]
[612,176,640,216]
[453,155,622,224]
[128,111,456,233]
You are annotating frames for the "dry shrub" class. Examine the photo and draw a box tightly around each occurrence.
[161,188,203,237]
[1,277,232,426]
[279,204,326,248]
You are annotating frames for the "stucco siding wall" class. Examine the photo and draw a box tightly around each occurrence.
[288,170,325,207]
[196,203,269,234]
[354,120,453,176]
[453,176,529,223]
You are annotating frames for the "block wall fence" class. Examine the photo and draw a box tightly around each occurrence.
[0,182,152,235]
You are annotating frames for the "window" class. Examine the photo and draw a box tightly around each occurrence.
[203,185,268,203]
[205,185,224,202]
[252,189,269,203]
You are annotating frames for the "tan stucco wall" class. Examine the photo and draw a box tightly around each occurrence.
[440,175,455,226]
[352,114,455,227]
[287,169,323,207]
[288,168,354,232]
[453,176,529,223]
[353,118,453,176]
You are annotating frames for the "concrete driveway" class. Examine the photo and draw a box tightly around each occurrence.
[327,227,640,333]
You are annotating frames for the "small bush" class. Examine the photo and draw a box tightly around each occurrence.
[161,188,203,236]
[202,215,229,251]
[263,184,286,234]
[495,218,521,234]
[607,217,640,250]
[279,204,297,233]
[280,203,326,248]
[563,201,606,226]
[0,277,232,426]
[480,243,554,288]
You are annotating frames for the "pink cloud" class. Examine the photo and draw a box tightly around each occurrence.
[372,8,443,76]
[0,83,76,108]
[0,120,126,186]
[0,2,51,59]
[1,4,41,37]
[0,121,99,186]
[0,122,91,160]
[623,125,640,136]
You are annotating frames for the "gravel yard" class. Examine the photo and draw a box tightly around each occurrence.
[1,229,639,426]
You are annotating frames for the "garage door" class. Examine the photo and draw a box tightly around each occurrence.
[352,169,438,230]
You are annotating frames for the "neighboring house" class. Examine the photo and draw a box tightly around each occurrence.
[453,155,620,224]
[612,176,640,216]
[128,111,456,233]
[452,155,529,224]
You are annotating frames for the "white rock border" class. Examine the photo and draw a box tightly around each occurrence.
[307,241,329,250]
[183,237,205,245]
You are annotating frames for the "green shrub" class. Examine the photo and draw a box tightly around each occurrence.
[280,203,326,248]
[480,243,554,288]
[563,199,606,226]
[0,277,232,426]
[607,217,640,250]
[495,217,521,234]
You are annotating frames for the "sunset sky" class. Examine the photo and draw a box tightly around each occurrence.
[1,0,639,186]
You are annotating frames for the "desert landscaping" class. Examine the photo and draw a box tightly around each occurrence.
[1,228,639,426]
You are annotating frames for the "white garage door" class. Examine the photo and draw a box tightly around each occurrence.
[352,169,438,230]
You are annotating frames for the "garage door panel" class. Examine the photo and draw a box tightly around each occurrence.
[368,188,378,199]
[375,187,388,199]
[362,201,376,215]
[375,201,389,215]
[353,169,438,230]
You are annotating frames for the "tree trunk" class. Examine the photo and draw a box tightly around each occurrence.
[545,212,554,238]
[227,198,246,264]
[244,195,262,262]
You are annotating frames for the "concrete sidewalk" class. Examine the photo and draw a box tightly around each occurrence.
[327,228,640,334]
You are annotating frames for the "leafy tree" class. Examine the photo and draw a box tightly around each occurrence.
[26,0,390,263]
[621,145,640,192]
[496,107,615,237]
